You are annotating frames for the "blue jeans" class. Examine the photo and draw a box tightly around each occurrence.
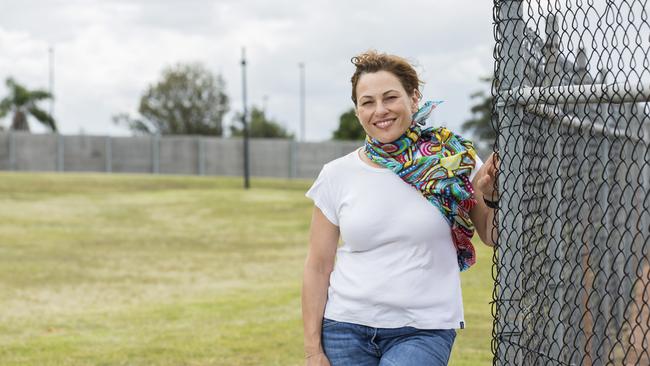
[321,318,456,366]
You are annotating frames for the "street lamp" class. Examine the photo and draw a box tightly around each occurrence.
[299,62,305,142]
[241,47,250,189]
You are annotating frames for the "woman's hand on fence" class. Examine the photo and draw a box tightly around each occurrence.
[476,152,500,202]
[305,352,331,366]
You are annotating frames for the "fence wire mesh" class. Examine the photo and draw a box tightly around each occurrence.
[491,0,650,365]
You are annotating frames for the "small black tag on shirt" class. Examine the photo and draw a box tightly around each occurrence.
[460,321,465,329]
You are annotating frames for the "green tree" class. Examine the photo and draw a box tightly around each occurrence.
[230,106,293,139]
[0,78,56,132]
[461,76,496,152]
[114,63,229,136]
[332,108,365,140]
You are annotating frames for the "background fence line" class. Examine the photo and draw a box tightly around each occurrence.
[0,131,493,180]
[0,131,367,179]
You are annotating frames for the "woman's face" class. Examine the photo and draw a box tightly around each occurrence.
[355,70,419,143]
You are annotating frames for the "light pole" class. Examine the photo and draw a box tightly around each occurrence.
[48,46,54,121]
[241,47,250,189]
[49,45,63,171]
[262,94,269,114]
[299,62,305,142]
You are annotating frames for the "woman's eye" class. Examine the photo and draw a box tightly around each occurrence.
[386,96,397,100]
[362,101,373,106]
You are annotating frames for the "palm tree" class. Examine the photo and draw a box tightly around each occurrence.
[0,78,56,132]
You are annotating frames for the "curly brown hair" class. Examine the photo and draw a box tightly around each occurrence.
[350,50,423,105]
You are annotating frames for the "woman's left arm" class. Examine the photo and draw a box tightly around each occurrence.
[469,152,499,247]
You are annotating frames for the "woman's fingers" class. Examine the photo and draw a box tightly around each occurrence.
[478,161,499,201]
[475,152,500,201]
[485,152,499,180]
[478,174,494,193]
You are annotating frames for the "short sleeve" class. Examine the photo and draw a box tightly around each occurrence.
[305,165,339,226]
[469,154,484,182]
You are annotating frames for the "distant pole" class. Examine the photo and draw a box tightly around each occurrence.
[262,94,269,114]
[50,45,63,170]
[241,47,251,189]
[48,46,55,122]
[299,62,306,142]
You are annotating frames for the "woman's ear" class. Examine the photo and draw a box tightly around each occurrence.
[410,92,420,112]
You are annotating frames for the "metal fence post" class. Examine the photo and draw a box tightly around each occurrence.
[543,14,567,362]
[494,0,525,364]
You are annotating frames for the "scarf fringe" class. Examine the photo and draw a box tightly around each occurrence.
[452,226,477,271]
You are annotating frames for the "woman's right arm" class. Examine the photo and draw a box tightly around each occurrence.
[302,206,339,364]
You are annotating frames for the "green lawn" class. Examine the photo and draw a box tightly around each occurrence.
[0,172,494,365]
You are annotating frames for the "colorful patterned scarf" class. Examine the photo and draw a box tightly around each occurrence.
[364,101,479,271]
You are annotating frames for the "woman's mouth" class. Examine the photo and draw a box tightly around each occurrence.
[373,118,396,130]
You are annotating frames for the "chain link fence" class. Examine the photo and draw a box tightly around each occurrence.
[491,0,650,365]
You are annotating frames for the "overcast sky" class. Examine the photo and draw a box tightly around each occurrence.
[0,0,495,141]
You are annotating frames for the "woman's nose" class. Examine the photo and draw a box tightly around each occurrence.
[375,102,389,115]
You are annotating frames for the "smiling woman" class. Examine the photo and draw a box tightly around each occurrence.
[301,50,500,366]
[354,70,419,143]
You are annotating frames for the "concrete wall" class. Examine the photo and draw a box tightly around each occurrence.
[13,133,58,172]
[0,133,11,170]
[112,136,154,173]
[296,141,360,178]
[63,135,109,172]
[0,132,363,179]
[204,138,244,176]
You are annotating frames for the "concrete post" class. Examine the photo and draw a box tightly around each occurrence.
[152,134,160,174]
[105,136,112,173]
[8,131,15,171]
[289,139,298,179]
[197,137,205,176]
[57,133,64,172]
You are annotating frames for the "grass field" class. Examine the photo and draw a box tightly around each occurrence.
[0,172,494,365]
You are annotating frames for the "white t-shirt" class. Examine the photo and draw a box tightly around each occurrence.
[306,147,483,330]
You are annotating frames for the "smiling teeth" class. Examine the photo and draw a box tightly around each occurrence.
[376,119,394,128]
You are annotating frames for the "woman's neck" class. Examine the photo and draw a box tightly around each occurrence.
[358,148,386,168]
